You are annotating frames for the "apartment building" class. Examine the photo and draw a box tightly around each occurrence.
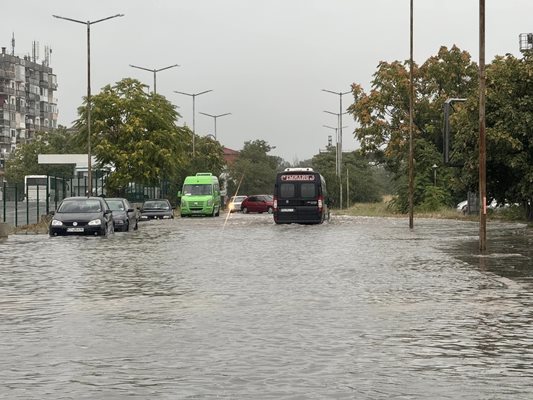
[0,45,58,174]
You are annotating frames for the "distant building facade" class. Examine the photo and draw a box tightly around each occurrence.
[223,146,239,166]
[0,45,58,175]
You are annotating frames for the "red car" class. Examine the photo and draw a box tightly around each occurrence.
[241,195,274,214]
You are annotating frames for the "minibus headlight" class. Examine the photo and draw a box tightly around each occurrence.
[207,199,213,206]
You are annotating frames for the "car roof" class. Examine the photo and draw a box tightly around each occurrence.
[143,198,170,203]
[62,196,104,201]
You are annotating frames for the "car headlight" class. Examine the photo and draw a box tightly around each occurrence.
[51,220,63,226]
[88,219,102,226]
[207,199,213,206]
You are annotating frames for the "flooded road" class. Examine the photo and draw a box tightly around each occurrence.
[1,214,532,399]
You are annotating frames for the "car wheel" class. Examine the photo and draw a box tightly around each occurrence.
[242,207,248,214]
[267,207,273,214]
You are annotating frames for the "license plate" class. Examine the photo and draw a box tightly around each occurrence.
[280,208,294,212]
[67,227,84,232]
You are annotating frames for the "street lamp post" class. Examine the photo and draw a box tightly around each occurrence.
[432,164,438,186]
[53,13,124,196]
[322,89,350,176]
[323,124,347,173]
[129,64,179,94]
[323,111,348,177]
[199,112,231,140]
[174,90,213,155]
[324,110,348,209]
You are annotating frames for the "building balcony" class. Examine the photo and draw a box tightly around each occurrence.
[0,86,15,95]
[0,104,16,112]
[0,69,15,79]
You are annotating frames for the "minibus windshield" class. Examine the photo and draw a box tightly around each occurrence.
[183,184,212,196]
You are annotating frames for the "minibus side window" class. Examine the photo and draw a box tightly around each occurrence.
[301,183,317,198]
[280,183,295,198]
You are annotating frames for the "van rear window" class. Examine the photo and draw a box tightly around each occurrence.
[301,183,317,198]
[280,183,295,198]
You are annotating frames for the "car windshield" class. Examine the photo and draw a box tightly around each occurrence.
[183,184,212,196]
[143,201,170,210]
[58,199,102,213]
[106,200,125,211]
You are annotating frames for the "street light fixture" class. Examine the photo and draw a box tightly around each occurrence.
[53,13,125,196]
[129,63,179,94]
[199,112,231,140]
[174,89,213,155]
[432,164,438,186]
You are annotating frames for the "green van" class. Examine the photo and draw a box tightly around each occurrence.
[179,173,221,217]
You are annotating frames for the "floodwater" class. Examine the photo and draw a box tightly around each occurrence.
[0,213,531,399]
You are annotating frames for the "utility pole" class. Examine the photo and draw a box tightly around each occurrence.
[408,0,415,229]
[479,0,487,251]
[129,64,179,94]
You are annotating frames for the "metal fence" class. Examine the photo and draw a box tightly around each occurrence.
[1,175,173,227]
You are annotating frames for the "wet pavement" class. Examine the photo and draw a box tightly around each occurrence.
[0,213,531,399]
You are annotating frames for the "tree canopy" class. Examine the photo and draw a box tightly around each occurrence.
[74,78,187,193]
[348,45,532,219]
[226,140,285,196]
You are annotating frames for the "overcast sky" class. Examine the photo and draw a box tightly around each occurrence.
[3,1,532,162]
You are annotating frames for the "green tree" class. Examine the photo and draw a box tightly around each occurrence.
[226,140,283,196]
[4,127,83,183]
[310,147,385,207]
[453,52,533,220]
[74,78,187,194]
[348,45,478,211]
[174,131,226,194]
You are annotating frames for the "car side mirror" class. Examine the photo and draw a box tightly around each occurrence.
[104,209,112,215]
[49,210,55,216]
[127,208,134,213]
